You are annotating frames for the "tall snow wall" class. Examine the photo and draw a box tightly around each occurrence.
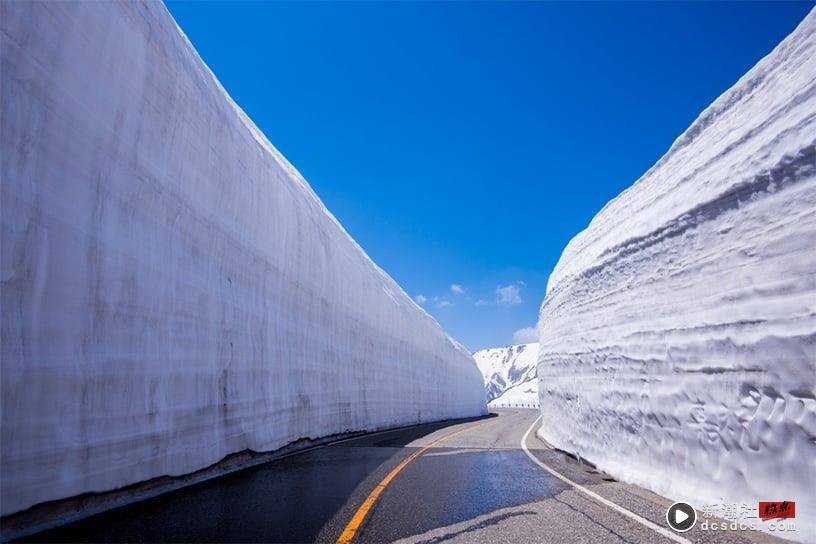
[537,9,816,541]
[0,1,486,516]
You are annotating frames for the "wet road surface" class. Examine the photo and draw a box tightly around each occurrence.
[21,410,783,544]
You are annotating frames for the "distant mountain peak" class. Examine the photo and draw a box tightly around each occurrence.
[473,343,539,406]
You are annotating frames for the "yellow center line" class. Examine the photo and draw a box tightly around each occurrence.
[336,418,492,544]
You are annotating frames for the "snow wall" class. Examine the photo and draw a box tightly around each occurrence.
[537,9,816,541]
[0,1,486,516]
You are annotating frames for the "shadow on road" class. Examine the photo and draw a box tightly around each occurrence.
[345,413,497,448]
[18,414,497,543]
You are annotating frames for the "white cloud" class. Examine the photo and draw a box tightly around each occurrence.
[496,282,524,306]
[475,299,490,306]
[414,294,427,304]
[513,325,539,344]
[437,299,452,308]
[450,284,465,295]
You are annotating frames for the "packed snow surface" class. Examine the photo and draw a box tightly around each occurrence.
[474,344,539,407]
[537,8,816,541]
[0,1,485,516]
[488,380,539,408]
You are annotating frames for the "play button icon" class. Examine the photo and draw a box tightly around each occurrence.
[667,502,696,531]
[666,502,696,532]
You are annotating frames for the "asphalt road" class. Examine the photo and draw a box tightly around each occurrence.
[22,409,784,544]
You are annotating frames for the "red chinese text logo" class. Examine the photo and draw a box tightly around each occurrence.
[758,501,795,520]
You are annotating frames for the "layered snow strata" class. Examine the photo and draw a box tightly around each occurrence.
[537,9,816,542]
[0,1,485,516]
[474,344,539,407]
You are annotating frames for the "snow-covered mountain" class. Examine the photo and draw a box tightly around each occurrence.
[0,1,485,516]
[537,8,816,541]
[474,344,539,406]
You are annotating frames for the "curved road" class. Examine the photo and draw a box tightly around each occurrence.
[25,410,782,544]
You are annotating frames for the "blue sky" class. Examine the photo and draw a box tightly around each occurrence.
[166,1,813,352]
